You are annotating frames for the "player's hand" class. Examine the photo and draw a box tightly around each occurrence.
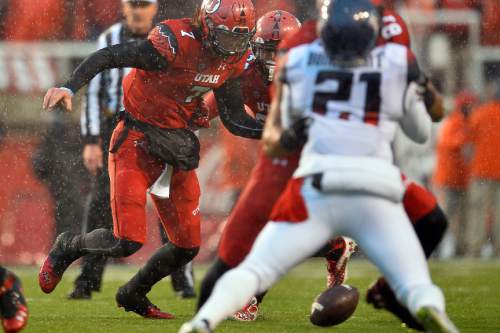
[279,117,312,151]
[83,144,103,176]
[42,87,74,112]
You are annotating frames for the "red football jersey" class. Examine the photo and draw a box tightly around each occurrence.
[122,19,250,129]
[376,9,411,48]
[204,58,271,121]
[240,62,271,121]
[279,11,411,52]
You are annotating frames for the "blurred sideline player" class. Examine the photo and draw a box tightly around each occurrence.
[39,0,263,319]
[180,1,459,332]
[197,4,448,329]
[198,10,358,322]
[0,267,28,333]
[74,0,195,300]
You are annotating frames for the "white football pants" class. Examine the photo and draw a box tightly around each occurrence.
[193,179,445,330]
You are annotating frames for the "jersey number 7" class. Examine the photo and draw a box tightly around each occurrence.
[312,71,382,125]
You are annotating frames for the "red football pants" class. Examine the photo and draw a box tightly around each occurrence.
[218,149,438,267]
[108,121,201,248]
[218,150,300,267]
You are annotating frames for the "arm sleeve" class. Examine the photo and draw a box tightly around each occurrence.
[81,33,108,141]
[63,40,169,93]
[400,81,432,144]
[214,78,263,139]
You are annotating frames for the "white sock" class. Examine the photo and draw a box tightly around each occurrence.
[193,267,259,329]
[403,284,445,315]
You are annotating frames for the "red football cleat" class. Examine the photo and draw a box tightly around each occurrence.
[116,285,175,320]
[325,237,358,288]
[143,305,176,320]
[38,257,61,294]
[38,232,81,294]
[232,296,259,321]
[0,272,29,333]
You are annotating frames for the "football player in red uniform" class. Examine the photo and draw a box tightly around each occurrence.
[197,11,309,321]
[0,267,28,333]
[198,4,448,330]
[39,0,263,319]
[200,10,358,321]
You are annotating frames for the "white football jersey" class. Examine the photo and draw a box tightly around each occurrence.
[280,40,430,178]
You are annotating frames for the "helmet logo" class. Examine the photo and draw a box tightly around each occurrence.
[232,2,247,25]
[272,11,282,40]
[204,0,222,14]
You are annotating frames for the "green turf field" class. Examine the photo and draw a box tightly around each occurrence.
[10,259,500,333]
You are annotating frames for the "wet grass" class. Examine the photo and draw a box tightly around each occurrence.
[11,259,500,333]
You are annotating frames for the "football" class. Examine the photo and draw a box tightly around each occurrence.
[310,285,360,327]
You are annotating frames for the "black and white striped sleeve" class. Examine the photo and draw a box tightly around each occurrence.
[80,32,109,143]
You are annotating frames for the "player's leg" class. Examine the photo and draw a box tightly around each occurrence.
[159,225,196,299]
[0,266,28,333]
[403,180,448,258]
[198,151,298,310]
[492,182,500,256]
[70,167,111,299]
[367,179,448,330]
[117,169,200,318]
[182,178,334,332]
[464,180,489,256]
[39,124,146,294]
[337,195,457,332]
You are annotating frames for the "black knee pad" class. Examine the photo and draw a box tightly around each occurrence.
[170,245,199,267]
[414,205,448,258]
[113,239,143,257]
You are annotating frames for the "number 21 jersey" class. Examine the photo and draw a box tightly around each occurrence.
[279,40,420,177]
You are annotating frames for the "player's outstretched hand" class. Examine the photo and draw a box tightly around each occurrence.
[43,87,73,112]
[83,144,103,176]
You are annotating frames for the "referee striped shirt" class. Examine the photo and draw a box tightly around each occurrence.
[80,22,147,143]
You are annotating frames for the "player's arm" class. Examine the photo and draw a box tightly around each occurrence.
[43,40,169,112]
[262,79,287,156]
[214,78,263,139]
[263,80,309,157]
[400,81,432,144]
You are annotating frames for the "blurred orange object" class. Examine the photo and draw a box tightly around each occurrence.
[433,92,477,189]
[468,99,500,180]
[4,0,66,40]
[480,0,500,45]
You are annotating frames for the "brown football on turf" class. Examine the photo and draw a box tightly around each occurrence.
[310,285,360,327]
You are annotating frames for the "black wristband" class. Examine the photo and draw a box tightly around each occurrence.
[82,135,100,144]
[279,129,302,151]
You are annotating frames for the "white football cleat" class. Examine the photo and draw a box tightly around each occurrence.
[178,319,212,333]
[416,306,460,333]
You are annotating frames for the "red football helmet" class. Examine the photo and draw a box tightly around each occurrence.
[251,10,301,81]
[199,0,256,58]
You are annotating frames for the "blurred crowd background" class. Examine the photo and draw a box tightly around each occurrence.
[0,0,498,265]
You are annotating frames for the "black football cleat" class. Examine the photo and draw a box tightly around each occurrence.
[67,285,92,300]
[116,285,175,319]
[0,271,28,333]
[39,232,81,294]
[171,264,196,299]
[366,277,424,331]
